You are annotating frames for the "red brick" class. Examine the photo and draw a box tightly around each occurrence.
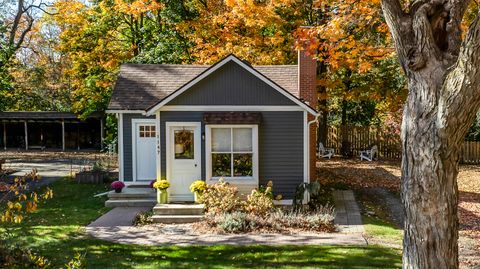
[298,50,318,182]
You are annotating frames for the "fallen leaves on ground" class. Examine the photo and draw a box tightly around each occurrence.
[317,159,480,268]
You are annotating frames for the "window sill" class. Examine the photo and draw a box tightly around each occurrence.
[207,177,258,185]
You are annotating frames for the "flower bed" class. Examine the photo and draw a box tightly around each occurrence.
[195,179,335,234]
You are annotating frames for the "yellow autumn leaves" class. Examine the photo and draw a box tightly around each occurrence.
[1,170,53,224]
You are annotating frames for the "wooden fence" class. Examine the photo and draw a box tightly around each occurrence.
[325,125,480,164]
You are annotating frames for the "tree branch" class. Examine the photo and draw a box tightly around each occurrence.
[9,0,25,47]
[381,0,411,73]
[13,15,34,52]
[444,0,471,63]
[439,14,480,144]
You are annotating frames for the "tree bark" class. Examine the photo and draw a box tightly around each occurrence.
[381,0,480,268]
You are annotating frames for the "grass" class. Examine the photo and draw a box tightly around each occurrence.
[363,216,403,247]
[2,178,402,268]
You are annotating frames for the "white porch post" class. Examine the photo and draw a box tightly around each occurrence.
[24,120,28,150]
[118,113,124,181]
[62,120,65,151]
[156,111,161,181]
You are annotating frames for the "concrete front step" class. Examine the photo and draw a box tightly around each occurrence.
[150,215,203,224]
[105,199,156,207]
[108,191,156,200]
[153,204,204,216]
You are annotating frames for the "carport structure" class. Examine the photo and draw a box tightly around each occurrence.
[0,112,104,151]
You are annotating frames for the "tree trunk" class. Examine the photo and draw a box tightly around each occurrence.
[401,79,459,268]
[380,0,480,268]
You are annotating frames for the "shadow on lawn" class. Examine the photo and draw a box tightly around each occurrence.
[71,242,402,269]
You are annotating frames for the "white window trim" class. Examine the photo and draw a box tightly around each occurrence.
[131,118,157,182]
[205,124,259,185]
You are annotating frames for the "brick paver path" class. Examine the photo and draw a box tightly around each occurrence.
[333,190,365,233]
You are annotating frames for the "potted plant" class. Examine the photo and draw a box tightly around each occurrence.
[111,181,125,193]
[189,180,206,203]
[153,180,170,204]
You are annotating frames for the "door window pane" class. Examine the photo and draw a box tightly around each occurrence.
[139,125,156,138]
[233,153,253,176]
[233,128,252,152]
[212,153,231,177]
[174,130,194,159]
[211,128,231,152]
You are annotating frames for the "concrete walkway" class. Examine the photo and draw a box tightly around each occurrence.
[333,190,365,233]
[88,207,151,227]
[85,190,367,246]
[86,225,366,246]
[6,160,80,180]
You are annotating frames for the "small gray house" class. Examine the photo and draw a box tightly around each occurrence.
[107,51,319,203]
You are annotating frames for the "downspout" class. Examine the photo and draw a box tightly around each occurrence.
[304,112,320,204]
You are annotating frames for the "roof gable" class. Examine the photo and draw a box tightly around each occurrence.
[145,55,317,115]
[165,60,297,106]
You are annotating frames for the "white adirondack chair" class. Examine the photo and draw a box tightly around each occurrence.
[360,145,378,161]
[318,142,335,159]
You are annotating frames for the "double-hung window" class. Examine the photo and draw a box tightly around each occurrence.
[206,125,258,181]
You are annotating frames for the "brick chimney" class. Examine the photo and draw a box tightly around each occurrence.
[298,49,318,183]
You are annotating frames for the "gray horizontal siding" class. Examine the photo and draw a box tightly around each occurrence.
[158,111,304,199]
[122,113,155,181]
[259,112,304,199]
[167,61,297,106]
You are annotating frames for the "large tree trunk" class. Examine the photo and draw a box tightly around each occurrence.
[401,80,460,268]
[381,0,480,268]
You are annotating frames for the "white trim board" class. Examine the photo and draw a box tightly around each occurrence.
[156,111,161,181]
[131,118,157,182]
[303,111,309,203]
[118,113,124,181]
[160,105,304,111]
[106,110,146,114]
[146,55,318,116]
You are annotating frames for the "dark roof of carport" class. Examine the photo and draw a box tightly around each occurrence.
[107,64,299,110]
[0,112,103,120]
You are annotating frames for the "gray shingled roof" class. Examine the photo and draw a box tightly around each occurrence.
[108,63,298,111]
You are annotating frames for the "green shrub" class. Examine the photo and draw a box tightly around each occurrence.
[244,182,274,215]
[132,211,153,226]
[202,179,242,214]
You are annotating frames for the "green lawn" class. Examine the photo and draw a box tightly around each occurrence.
[363,216,403,247]
[2,178,402,268]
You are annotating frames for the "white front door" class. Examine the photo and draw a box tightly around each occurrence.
[167,122,201,202]
[133,120,157,181]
